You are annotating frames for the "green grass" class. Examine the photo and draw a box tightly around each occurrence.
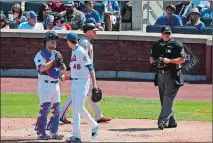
[1,93,212,122]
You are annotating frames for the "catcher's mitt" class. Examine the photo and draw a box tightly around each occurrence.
[54,50,66,70]
[91,88,102,103]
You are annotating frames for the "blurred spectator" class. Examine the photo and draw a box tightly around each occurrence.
[175,1,193,18]
[122,1,132,23]
[155,4,183,27]
[18,11,44,30]
[0,14,10,29]
[10,4,27,25]
[37,3,54,29]
[200,1,212,18]
[191,0,210,10]
[103,1,120,31]
[60,1,86,30]
[82,1,104,31]
[49,14,72,30]
[85,17,104,31]
[48,0,65,13]
[186,7,205,30]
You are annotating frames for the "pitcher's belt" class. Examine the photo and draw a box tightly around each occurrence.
[71,78,78,80]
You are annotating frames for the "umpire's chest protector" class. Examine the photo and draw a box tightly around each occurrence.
[159,38,180,59]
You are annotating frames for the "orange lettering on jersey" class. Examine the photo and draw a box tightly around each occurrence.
[71,55,76,62]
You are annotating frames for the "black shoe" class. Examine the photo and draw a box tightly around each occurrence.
[158,123,164,130]
[167,124,177,128]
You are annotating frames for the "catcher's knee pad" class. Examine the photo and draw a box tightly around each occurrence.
[35,102,51,135]
[46,102,60,134]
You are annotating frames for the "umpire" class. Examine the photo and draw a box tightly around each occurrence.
[150,26,185,130]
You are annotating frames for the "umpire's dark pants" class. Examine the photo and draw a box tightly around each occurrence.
[157,71,180,126]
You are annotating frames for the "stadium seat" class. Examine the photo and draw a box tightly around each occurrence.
[0,1,21,18]
[172,26,196,34]
[199,27,213,35]
[146,25,169,33]
[180,16,187,25]
[200,17,212,27]
[25,1,48,12]
[7,21,19,29]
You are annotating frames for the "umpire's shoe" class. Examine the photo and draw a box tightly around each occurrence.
[60,118,72,124]
[167,124,177,128]
[66,136,81,142]
[158,123,165,130]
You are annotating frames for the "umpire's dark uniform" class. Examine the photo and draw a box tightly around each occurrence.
[150,26,185,130]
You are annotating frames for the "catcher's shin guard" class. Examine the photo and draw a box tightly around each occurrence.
[46,102,60,134]
[35,102,51,135]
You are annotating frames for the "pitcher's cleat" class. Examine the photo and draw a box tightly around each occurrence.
[92,125,99,138]
[96,117,111,123]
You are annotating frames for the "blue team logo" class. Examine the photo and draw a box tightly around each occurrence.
[71,55,76,62]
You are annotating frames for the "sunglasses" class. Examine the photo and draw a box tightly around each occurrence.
[13,10,20,13]
[65,6,73,8]
[55,21,61,23]
[0,19,5,22]
[163,32,171,35]
[43,9,49,11]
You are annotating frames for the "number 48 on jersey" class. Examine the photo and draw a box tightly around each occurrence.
[73,64,81,70]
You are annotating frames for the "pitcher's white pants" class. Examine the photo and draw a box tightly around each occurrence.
[60,82,103,120]
[71,78,98,139]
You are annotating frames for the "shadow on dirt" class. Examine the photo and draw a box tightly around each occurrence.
[108,128,159,132]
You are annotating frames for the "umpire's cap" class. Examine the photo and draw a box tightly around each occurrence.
[64,32,78,43]
[83,23,99,33]
[44,31,59,42]
[161,26,172,33]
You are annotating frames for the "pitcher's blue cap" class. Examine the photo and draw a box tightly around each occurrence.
[64,32,78,42]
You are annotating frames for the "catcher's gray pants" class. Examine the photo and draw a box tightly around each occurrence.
[157,72,180,126]
[60,82,104,121]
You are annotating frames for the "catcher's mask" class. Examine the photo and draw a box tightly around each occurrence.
[43,31,59,44]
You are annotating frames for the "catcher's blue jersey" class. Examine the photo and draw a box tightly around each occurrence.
[34,48,60,79]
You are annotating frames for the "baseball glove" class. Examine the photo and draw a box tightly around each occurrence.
[91,88,102,103]
[54,51,66,70]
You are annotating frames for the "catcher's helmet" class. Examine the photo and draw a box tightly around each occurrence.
[44,31,59,42]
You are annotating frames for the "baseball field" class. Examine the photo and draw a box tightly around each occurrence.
[1,77,212,142]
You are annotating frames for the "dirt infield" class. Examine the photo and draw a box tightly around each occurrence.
[1,118,212,142]
[1,77,212,101]
[1,77,212,142]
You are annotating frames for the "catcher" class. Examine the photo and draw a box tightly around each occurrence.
[33,31,66,140]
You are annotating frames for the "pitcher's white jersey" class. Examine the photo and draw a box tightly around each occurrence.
[69,45,92,79]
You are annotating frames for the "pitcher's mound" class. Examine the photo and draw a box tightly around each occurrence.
[1,118,212,142]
